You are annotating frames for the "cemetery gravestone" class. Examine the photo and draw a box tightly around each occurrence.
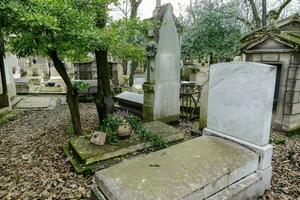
[143,4,181,123]
[92,62,276,200]
[199,81,208,130]
[204,63,276,146]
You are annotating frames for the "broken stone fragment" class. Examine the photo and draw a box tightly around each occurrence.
[90,131,106,146]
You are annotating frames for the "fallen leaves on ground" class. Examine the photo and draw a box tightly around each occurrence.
[0,104,299,199]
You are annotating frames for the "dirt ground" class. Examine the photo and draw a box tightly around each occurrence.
[0,103,299,199]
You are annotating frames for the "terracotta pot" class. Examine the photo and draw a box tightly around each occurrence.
[117,124,132,139]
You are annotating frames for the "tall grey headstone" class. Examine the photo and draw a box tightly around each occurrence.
[143,4,181,123]
[204,62,275,172]
[205,62,276,146]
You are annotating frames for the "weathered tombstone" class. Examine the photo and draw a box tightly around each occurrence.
[14,77,33,94]
[91,62,276,200]
[204,62,275,190]
[204,63,275,146]
[199,81,208,130]
[13,65,21,79]
[195,71,208,86]
[143,4,181,123]
[49,66,65,86]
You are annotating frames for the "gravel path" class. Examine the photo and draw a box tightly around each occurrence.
[0,103,299,199]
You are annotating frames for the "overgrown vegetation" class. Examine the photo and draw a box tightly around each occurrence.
[98,115,168,149]
[0,110,21,126]
[66,123,75,135]
[181,0,242,63]
[286,128,300,137]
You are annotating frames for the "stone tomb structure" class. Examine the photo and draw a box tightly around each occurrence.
[91,62,275,200]
[240,14,300,132]
[143,3,181,123]
[0,53,17,111]
[113,92,143,118]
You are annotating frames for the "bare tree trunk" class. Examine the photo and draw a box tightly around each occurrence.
[128,0,142,86]
[122,59,128,75]
[0,38,7,94]
[274,0,293,20]
[130,0,142,19]
[94,49,111,123]
[129,61,137,86]
[262,0,267,26]
[49,50,82,135]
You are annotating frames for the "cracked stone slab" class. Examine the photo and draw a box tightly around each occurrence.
[95,136,259,200]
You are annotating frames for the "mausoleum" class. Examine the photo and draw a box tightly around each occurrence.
[240,14,300,132]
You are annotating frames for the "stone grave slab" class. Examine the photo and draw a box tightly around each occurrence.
[68,121,185,167]
[113,92,143,117]
[93,136,259,200]
[14,96,58,110]
[114,91,143,105]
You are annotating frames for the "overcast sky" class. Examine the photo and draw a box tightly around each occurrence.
[138,0,190,19]
[110,0,300,20]
[111,0,190,19]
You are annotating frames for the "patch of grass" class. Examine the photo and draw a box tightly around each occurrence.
[286,128,300,137]
[66,123,75,135]
[0,110,22,126]
[39,86,63,92]
[271,137,286,145]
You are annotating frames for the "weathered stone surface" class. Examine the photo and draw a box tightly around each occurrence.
[143,4,181,123]
[115,92,143,105]
[90,131,107,146]
[199,82,208,130]
[14,96,58,110]
[206,62,276,146]
[95,136,259,200]
[70,121,185,165]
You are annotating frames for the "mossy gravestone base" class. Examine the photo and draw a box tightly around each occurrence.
[63,121,185,175]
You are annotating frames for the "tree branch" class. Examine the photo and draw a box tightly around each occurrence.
[236,16,256,30]
[247,0,261,28]
[276,0,292,18]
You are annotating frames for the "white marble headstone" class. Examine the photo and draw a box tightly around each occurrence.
[206,62,276,146]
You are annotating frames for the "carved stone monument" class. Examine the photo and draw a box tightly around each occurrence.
[143,3,181,123]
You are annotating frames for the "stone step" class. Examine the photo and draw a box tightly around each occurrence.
[94,136,259,200]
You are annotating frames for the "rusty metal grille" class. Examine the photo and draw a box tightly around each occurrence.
[180,83,201,122]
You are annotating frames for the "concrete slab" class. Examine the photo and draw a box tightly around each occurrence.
[70,121,185,165]
[95,136,259,200]
[14,96,58,110]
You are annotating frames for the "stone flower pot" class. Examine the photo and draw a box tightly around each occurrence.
[117,124,132,139]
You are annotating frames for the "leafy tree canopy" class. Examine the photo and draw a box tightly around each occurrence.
[4,0,147,63]
[181,0,242,63]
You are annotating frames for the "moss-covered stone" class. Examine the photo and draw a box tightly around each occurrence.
[65,121,185,174]
[287,127,300,137]
[0,110,22,126]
